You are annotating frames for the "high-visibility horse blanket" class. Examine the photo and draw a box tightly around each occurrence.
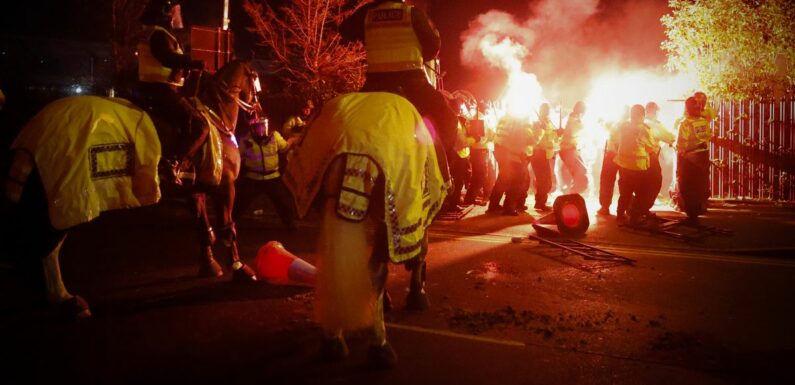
[11,96,161,229]
[283,92,448,263]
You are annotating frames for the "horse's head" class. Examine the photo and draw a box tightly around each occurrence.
[196,59,262,134]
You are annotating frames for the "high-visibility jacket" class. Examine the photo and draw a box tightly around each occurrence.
[676,115,712,155]
[561,113,583,150]
[241,132,288,181]
[466,119,492,150]
[645,117,675,145]
[282,115,306,138]
[137,25,185,87]
[604,121,620,154]
[613,121,655,171]
[532,118,556,159]
[454,120,472,159]
[495,116,537,162]
[364,2,424,73]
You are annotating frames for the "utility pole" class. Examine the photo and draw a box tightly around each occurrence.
[222,0,230,30]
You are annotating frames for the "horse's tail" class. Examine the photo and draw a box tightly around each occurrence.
[314,198,378,332]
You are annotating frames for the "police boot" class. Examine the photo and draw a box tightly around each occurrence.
[220,222,257,282]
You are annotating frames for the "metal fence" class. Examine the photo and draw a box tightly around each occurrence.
[710,98,795,201]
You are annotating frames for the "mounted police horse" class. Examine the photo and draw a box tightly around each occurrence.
[3,59,260,319]
[283,92,448,367]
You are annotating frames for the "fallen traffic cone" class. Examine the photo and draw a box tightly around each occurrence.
[255,241,316,287]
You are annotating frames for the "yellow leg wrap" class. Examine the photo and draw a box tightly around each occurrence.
[41,235,72,304]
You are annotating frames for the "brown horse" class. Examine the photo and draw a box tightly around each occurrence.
[3,59,259,319]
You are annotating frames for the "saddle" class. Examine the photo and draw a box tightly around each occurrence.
[130,90,223,187]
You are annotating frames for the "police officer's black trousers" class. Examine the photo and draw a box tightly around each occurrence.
[599,150,618,211]
[676,152,710,219]
[530,151,552,208]
[464,148,488,204]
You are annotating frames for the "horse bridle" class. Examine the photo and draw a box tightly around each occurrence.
[218,68,261,116]
[208,66,263,136]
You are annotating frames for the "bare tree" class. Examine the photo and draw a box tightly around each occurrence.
[243,0,367,102]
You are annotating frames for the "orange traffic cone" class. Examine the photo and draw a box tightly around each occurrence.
[255,241,316,287]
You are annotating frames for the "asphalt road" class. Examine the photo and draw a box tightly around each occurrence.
[1,199,794,385]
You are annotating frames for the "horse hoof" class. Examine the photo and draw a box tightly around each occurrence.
[199,259,224,278]
[232,263,257,282]
[58,295,92,322]
[318,336,349,362]
[366,342,397,370]
[405,289,430,311]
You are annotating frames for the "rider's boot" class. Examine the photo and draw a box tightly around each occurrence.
[198,226,223,277]
[175,117,209,175]
[220,222,257,282]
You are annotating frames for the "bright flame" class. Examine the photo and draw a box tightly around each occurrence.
[477,36,545,121]
[573,69,699,197]
[584,69,697,133]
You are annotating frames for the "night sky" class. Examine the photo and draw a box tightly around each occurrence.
[0,0,671,97]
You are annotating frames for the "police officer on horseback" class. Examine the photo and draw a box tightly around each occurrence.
[137,0,206,183]
[340,0,458,181]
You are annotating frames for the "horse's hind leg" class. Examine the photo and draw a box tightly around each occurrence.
[212,183,256,282]
[405,237,430,311]
[42,234,91,320]
[367,232,398,369]
[190,192,223,277]
[5,153,90,320]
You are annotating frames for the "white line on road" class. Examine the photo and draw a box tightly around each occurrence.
[387,322,700,371]
[386,322,525,347]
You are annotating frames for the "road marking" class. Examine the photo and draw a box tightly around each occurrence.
[386,322,525,347]
[429,229,795,268]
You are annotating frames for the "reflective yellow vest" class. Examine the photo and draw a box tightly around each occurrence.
[532,118,556,159]
[496,117,536,161]
[645,117,675,146]
[614,121,655,171]
[282,115,306,138]
[241,132,288,181]
[604,122,620,153]
[364,2,424,73]
[676,116,712,155]
[454,120,471,159]
[561,113,583,150]
[137,25,185,87]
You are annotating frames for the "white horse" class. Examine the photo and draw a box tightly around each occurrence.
[283,92,447,368]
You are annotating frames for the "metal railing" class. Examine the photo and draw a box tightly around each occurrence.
[710,98,795,201]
